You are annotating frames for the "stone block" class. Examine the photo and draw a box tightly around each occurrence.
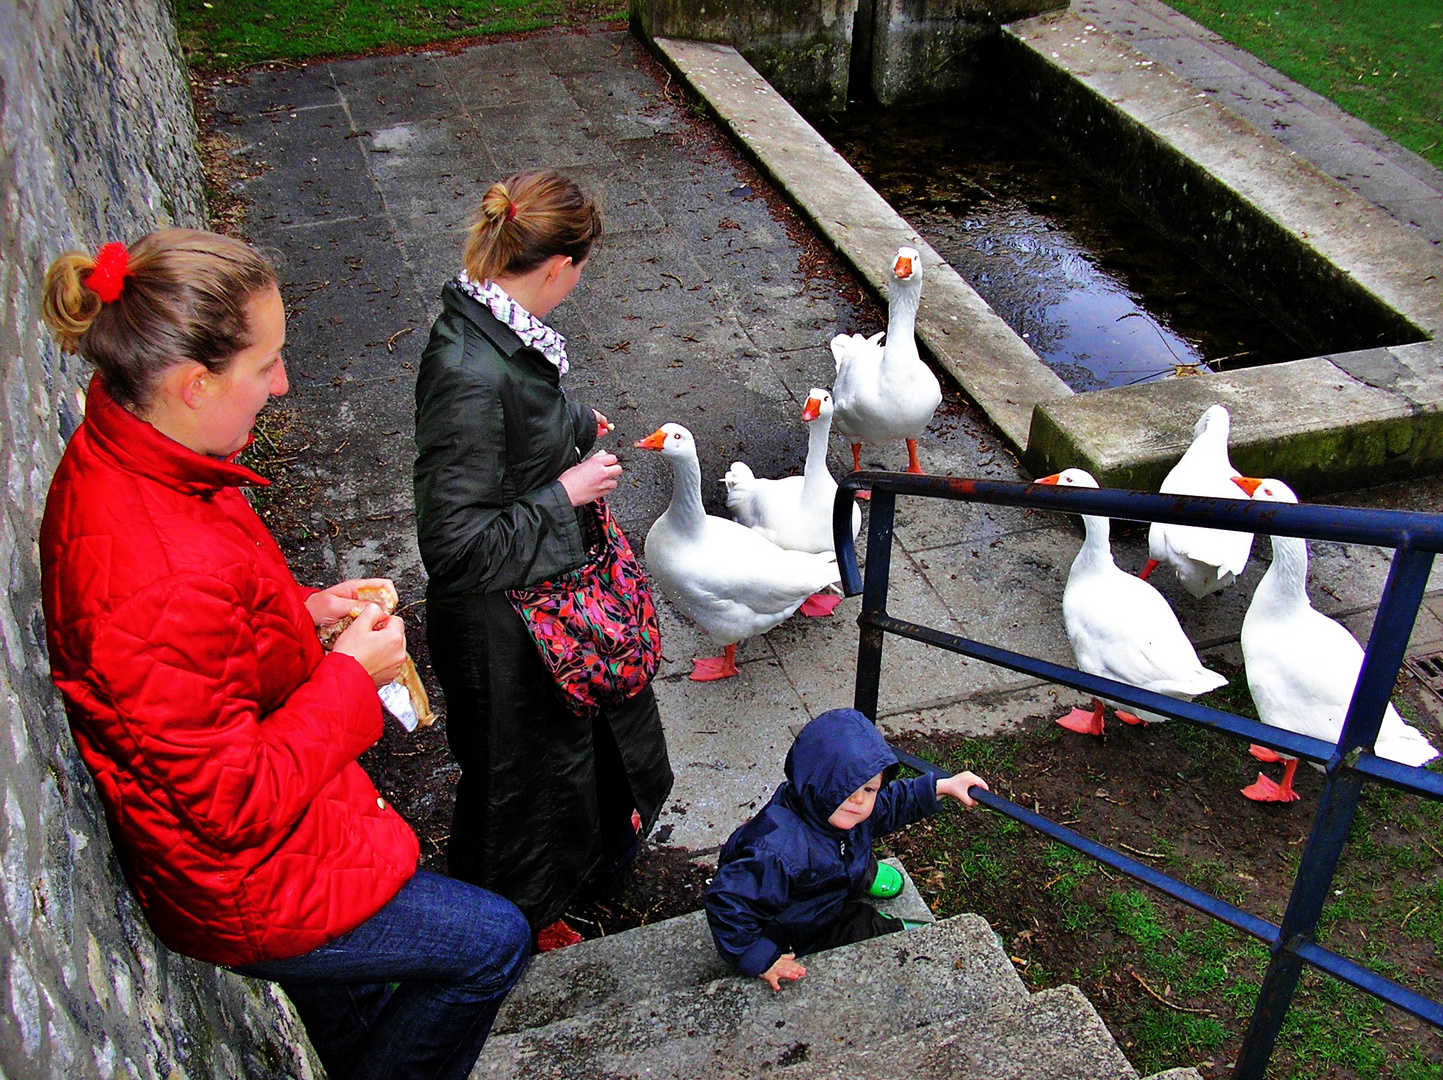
[473,914,1028,1079]
[632,0,860,112]
[1024,355,1443,495]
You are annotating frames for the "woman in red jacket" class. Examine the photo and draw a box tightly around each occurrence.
[39,229,530,1080]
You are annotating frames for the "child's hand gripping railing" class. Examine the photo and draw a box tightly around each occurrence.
[833,471,1443,1080]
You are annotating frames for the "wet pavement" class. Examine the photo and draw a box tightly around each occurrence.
[213,20,1443,855]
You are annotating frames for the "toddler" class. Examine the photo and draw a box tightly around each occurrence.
[705,708,987,990]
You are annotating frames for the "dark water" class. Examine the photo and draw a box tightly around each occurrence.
[814,101,1307,393]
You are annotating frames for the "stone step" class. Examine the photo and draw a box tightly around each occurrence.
[494,857,935,1036]
[757,984,1190,1080]
[474,914,1029,1080]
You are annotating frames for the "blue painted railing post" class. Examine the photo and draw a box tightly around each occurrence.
[833,474,1443,1062]
[853,489,896,720]
[1233,544,1435,1079]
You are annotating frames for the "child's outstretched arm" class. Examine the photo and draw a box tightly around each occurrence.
[937,770,988,806]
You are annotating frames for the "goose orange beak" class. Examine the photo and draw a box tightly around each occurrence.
[1036,473,1061,485]
[1232,475,1263,496]
[634,428,668,451]
[893,254,914,279]
[801,396,823,421]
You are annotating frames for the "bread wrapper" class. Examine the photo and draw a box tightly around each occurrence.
[317,584,436,731]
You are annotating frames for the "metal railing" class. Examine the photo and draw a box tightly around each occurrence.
[833,472,1443,1078]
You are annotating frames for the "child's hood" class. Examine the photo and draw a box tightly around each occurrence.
[783,708,899,829]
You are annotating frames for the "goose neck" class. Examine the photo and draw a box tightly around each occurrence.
[666,452,707,532]
[886,279,921,341]
[1261,532,1310,604]
[801,414,834,494]
[1074,513,1114,567]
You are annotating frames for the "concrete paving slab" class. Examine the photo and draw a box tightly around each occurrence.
[650,657,810,850]
[920,525,1075,664]
[430,40,572,110]
[332,54,473,129]
[769,548,1055,713]
[563,68,686,142]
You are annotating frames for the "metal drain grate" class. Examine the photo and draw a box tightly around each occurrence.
[1404,649,1443,700]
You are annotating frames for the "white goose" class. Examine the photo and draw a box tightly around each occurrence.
[1236,476,1438,802]
[1042,468,1226,736]
[723,389,861,616]
[1141,404,1253,597]
[831,246,942,477]
[636,423,841,681]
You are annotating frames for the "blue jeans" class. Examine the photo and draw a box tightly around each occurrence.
[235,870,530,1080]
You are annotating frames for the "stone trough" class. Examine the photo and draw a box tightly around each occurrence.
[637,7,1443,495]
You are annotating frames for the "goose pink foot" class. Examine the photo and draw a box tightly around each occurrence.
[1242,759,1300,802]
[1249,744,1283,762]
[1138,559,1159,581]
[1057,700,1105,736]
[905,438,925,474]
[690,644,739,682]
[800,593,843,617]
[850,444,871,501]
[1115,710,1148,726]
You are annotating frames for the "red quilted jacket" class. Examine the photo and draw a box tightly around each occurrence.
[40,377,418,966]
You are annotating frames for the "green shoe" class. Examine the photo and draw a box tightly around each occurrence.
[867,861,904,899]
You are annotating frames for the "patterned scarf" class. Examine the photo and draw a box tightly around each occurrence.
[455,271,569,376]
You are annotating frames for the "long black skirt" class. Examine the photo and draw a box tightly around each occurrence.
[426,587,674,929]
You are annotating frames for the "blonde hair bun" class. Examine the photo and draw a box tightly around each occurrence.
[41,252,104,353]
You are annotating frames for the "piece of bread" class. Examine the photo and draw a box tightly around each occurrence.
[317,584,436,727]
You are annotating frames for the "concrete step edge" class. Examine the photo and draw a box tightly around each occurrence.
[495,857,937,1035]
[473,913,1030,1079]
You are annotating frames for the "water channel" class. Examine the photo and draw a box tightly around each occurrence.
[813,98,1308,393]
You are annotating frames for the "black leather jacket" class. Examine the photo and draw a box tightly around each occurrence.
[413,281,598,593]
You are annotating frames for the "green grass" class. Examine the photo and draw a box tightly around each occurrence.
[1166,0,1443,170]
[173,0,626,71]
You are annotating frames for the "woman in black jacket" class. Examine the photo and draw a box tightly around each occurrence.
[413,171,673,950]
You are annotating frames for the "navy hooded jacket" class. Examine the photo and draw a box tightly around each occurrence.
[705,709,938,976]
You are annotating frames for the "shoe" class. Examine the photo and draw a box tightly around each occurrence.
[867,861,904,899]
[535,918,583,952]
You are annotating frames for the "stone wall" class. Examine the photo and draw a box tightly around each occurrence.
[631,0,861,112]
[0,2,315,1077]
[630,0,1067,111]
[866,0,1068,105]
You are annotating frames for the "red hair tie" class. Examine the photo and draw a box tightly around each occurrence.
[86,242,131,304]
[504,200,518,223]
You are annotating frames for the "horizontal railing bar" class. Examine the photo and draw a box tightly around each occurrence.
[870,611,1443,803]
[1289,940,1443,1028]
[837,473,1443,551]
[869,611,1333,759]
[894,748,1280,943]
[1351,753,1443,801]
